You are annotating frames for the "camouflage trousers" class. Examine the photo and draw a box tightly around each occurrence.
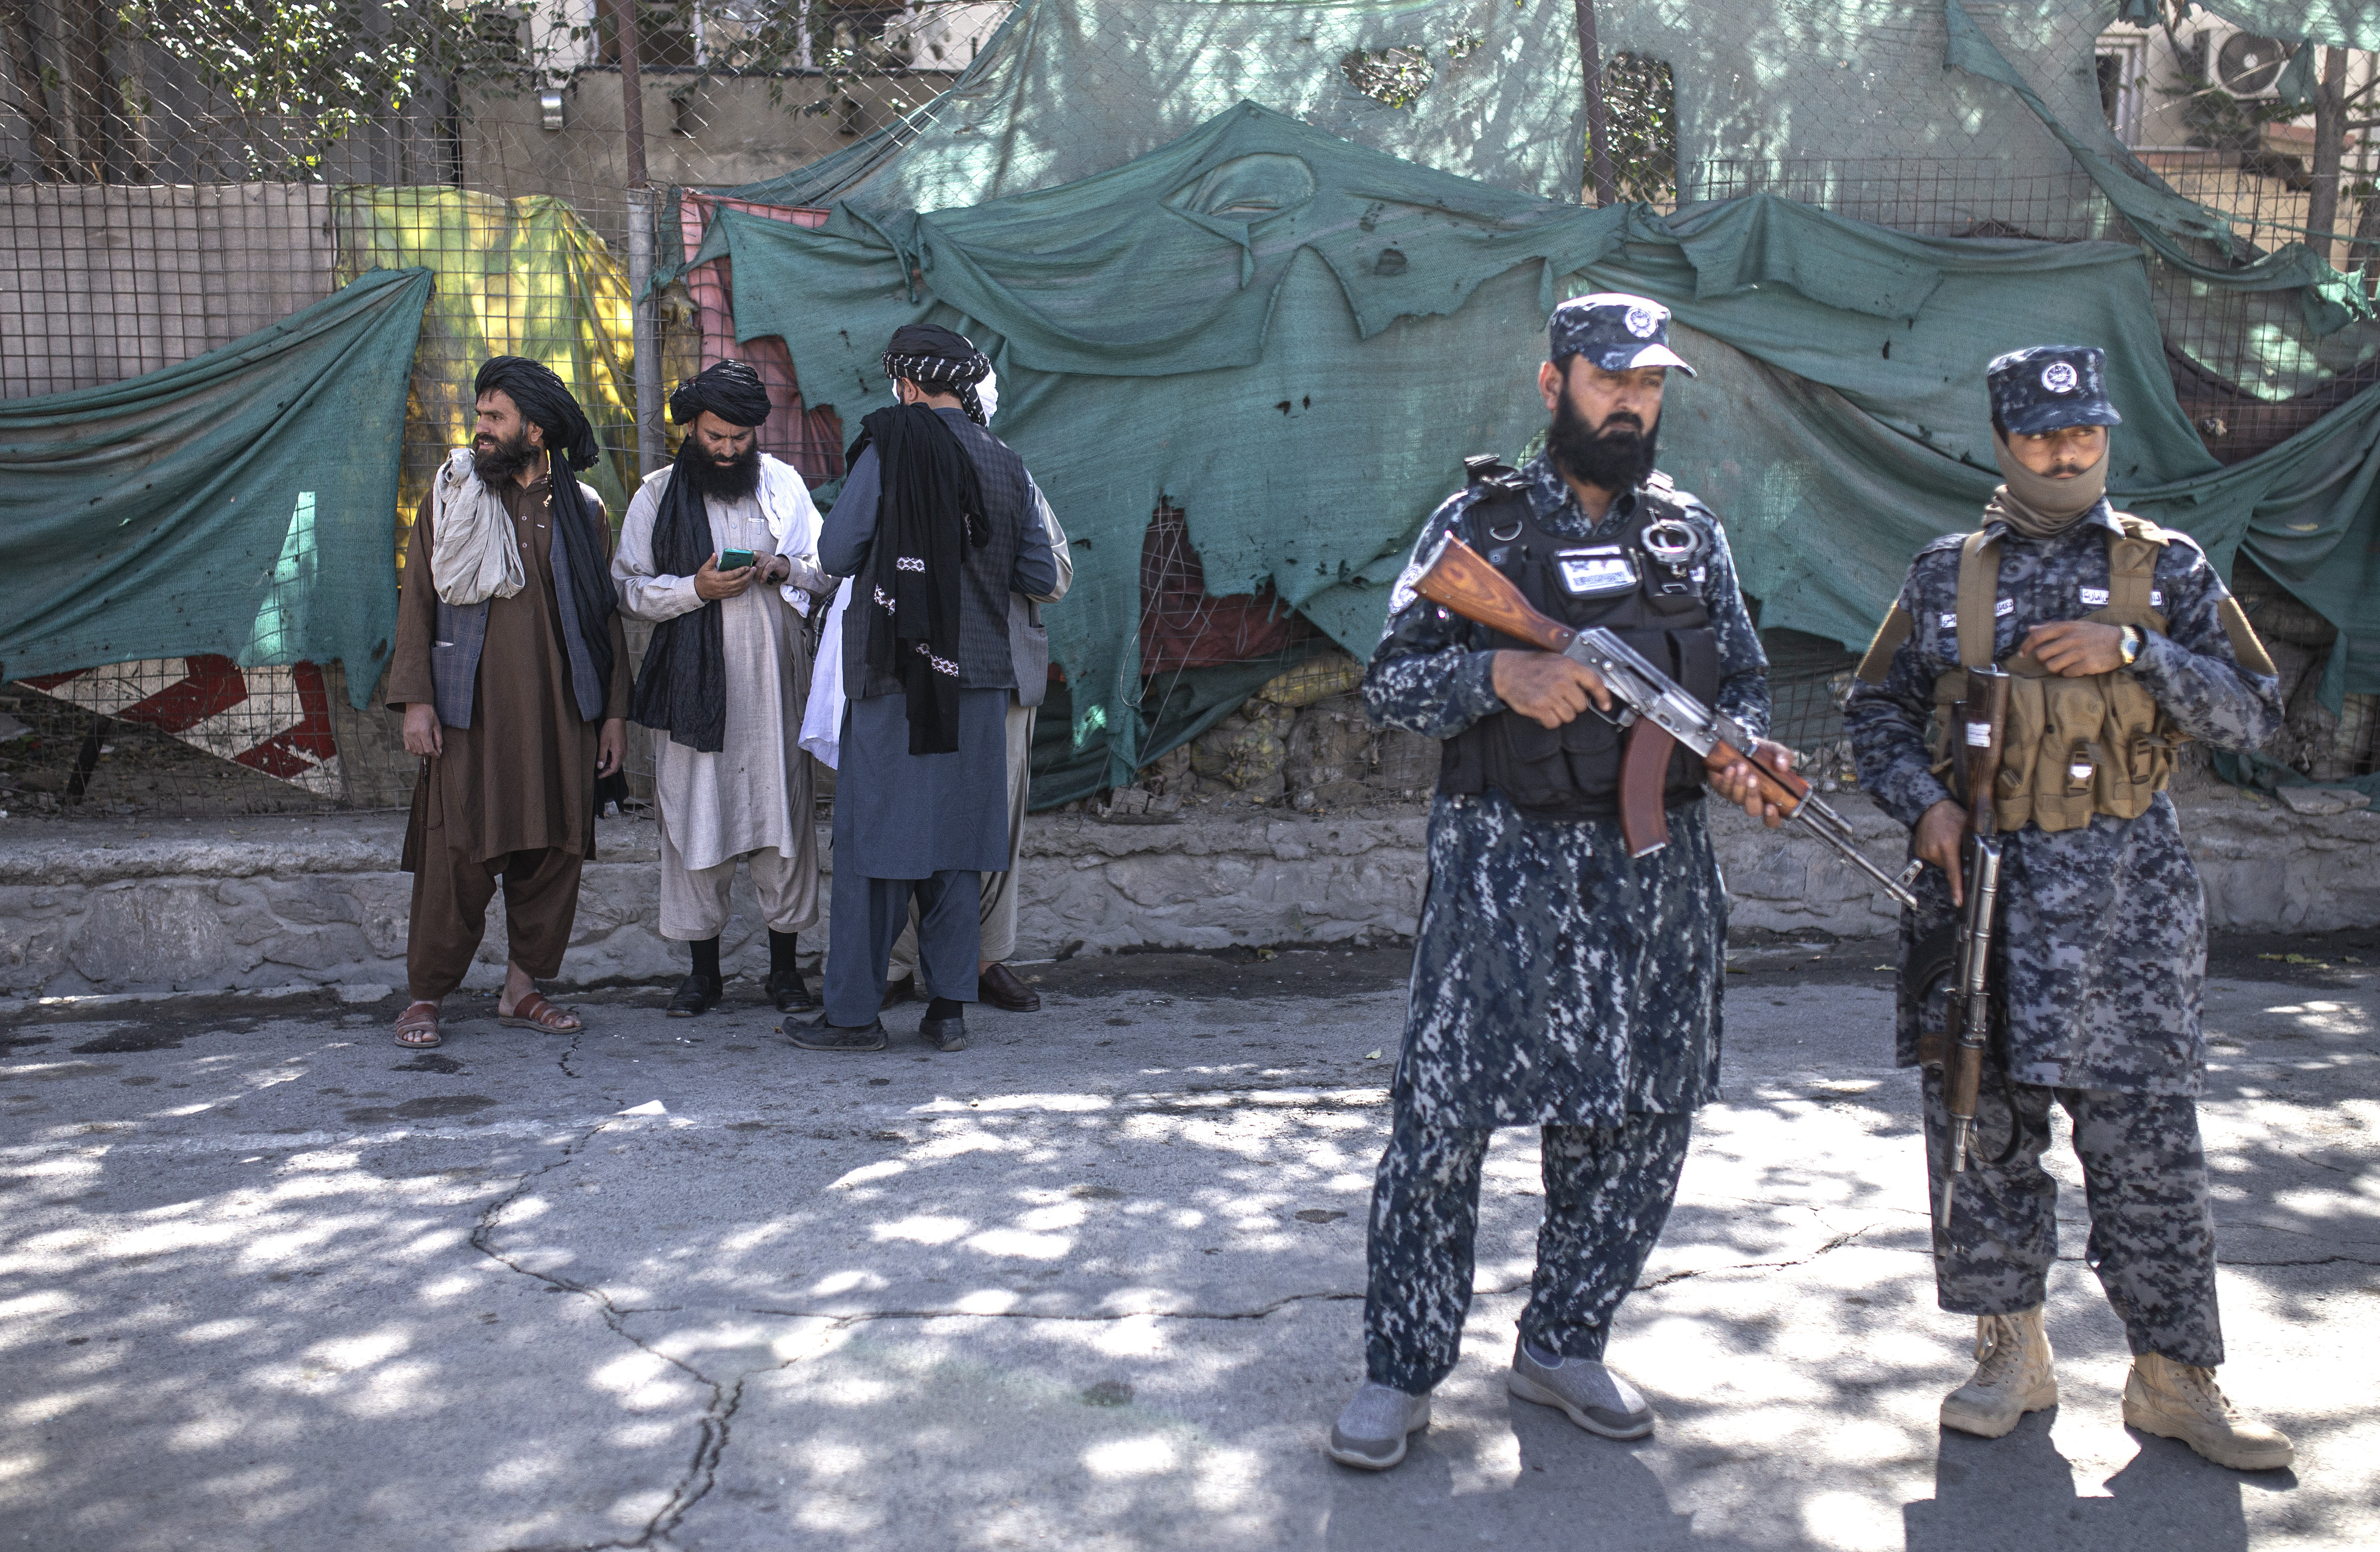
[1924,1070,2223,1367]
[1363,1101,1694,1394]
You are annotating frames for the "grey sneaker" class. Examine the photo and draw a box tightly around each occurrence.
[1325,1381,1432,1470]
[1508,1338,1653,1439]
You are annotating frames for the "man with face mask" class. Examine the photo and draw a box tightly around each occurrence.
[615,360,834,1017]
[1327,295,1788,1470]
[1845,345,2290,1469]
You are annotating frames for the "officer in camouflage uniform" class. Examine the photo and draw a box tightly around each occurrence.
[1327,295,1789,1471]
[1845,344,2293,1471]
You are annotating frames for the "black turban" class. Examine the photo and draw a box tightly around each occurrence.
[475,355,600,471]
[881,324,992,426]
[470,355,617,708]
[668,359,773,428]
[633,362,778,753]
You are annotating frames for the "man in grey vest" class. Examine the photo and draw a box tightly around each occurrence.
[884,383,1073,1015]
[386,357,631,1050]
[802,325,1058,1054]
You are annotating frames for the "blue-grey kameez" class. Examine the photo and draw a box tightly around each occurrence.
[1358,452,1768,1392]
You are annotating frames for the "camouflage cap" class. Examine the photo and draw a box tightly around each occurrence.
[1550,292,1696,377]
[1986,344,2122,436]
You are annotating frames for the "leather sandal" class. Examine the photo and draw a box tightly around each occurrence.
[497,990,582,1033]
[393,1001,442,1049]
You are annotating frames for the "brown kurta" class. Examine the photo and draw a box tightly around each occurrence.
[388,469,632,865]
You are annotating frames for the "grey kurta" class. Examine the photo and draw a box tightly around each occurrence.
[817,430,1058,880]
[613,465,828,897]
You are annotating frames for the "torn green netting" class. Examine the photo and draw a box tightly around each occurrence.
[720,104,1627,787]
[715,105,2380,793]
[0,268,431,707]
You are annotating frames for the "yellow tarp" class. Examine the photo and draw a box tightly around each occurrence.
[332,187,638,569]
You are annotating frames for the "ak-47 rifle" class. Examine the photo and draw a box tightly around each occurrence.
[1408,531,1921,911]
[1934,665,2012,1231]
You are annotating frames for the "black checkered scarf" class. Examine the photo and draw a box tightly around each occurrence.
[881,323,991,426]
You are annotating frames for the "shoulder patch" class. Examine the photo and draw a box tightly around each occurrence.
[2110,511,2177,547]
[1917,530,1970,558]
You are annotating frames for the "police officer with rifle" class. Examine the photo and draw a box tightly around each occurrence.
[1326,295,1794,1470]
[1845,345,2293,1469]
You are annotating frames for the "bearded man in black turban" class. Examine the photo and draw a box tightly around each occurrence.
[615,358,833,1017]
[386,355,632,1050]
[801,324,1058,1055]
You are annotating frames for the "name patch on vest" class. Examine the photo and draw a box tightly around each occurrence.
[1556,547,1638,597]
[2080,586,2110,606]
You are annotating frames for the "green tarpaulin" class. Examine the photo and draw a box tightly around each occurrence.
[710,103,2380,790]
[0,267,431,707]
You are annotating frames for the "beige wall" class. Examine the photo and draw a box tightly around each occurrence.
[0,183,335,398]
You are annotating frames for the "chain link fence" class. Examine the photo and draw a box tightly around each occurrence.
[2,0,2375,821]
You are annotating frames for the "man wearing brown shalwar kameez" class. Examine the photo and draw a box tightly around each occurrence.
[386,357,631,1049]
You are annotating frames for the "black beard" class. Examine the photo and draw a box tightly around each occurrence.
[690,445,761,501]
[472,426,538,485]
[1548,393,1658,495]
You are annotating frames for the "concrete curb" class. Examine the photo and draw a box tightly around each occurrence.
[1,793,2374,998]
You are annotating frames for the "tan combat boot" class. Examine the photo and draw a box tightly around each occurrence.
[2122,1353,2294,1471]
[1939,1307,2057,1438]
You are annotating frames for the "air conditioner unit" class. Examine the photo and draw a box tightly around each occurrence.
[2199,23,2295,100]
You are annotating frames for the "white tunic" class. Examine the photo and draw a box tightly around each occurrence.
[613,462,830,876]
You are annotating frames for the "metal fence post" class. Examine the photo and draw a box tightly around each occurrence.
[628,187,661,475]
[611,0,663,476]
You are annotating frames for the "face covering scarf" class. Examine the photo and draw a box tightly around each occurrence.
[1987,430,2109,540]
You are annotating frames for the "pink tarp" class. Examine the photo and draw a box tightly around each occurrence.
[677,193,846,486]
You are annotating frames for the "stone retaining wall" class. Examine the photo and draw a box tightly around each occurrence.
[1,793,2374,999]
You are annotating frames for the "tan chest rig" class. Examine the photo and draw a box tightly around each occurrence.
[1864,518,2184,834]
[1946,519,2195,832]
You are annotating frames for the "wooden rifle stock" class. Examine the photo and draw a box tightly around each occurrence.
[1411,535,1809,853]
[1411,533,1574,653]
[1938,664,2013,1228]
[1414,536,1671,849]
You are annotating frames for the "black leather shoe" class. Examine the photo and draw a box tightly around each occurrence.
[767,969,814,1012]
[881,975,916,1010]
[788,1016,888,1052]
[920,1012,969,1053]
[666,973,721,1017]
[977,962,1041,1013]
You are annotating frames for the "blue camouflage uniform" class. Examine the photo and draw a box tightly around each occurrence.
[1843,344,2283,1368]
[1355,297,1770,1394]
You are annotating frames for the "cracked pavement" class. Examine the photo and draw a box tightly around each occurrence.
[3,941,2376,1551]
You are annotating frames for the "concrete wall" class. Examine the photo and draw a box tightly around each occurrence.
[0,183,335,397]
[4,793,2373,1001]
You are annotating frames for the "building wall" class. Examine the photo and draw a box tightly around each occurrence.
[0,183,334,399]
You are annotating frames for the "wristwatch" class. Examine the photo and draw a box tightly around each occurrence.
[2117,625,2143,667]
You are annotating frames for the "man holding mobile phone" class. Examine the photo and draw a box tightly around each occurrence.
[615,360,833,1016]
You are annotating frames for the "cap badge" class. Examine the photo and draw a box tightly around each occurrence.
[2040,360,2080,395]
[1624,305,1659,338]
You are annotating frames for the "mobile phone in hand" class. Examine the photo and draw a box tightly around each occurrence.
[717,548,756,572]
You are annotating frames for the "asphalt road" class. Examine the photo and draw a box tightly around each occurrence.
[3,935,2375,1552]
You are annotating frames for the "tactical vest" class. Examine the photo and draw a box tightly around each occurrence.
[1438,467,1720,819]
[1933,517,2181,834]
